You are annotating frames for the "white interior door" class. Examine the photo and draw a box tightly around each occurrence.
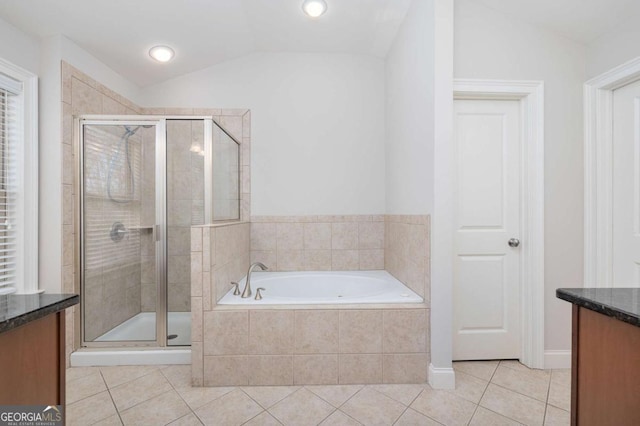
[612,79,640,287]
[453,99,521,361]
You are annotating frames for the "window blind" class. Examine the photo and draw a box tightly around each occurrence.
[0,78,21,295]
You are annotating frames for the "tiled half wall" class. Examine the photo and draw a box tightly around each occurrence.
[191,222,251,385]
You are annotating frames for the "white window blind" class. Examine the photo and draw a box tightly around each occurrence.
[0,77,21,295]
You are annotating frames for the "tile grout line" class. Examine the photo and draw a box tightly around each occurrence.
[239,385,293,412]
[264,387,309,424]
[239,403,276,426]
[100,370,125,425]
[107,367,186,420]
[489,378,551,405]
[542,369,554,424]
[335,407,365,425]
[158,367,198,419]
[391,387,425,426]
[314,405,340,426]
[304,384,361,410]
[65,372,107,407]
[468,361,500,421]
[477,361,547,424]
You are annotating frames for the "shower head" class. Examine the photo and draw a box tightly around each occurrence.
[123,124,153,137]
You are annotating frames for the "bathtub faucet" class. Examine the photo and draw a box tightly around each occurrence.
[241,262,268,298]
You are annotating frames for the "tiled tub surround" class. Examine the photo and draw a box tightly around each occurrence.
[384,215,430,299]
[250,216,385,272]
[200,307,429,387]
[192,215,432,386]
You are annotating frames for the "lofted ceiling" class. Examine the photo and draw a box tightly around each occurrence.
[475,0,640,44]
[1,0,637,87]
[0,0,411,87]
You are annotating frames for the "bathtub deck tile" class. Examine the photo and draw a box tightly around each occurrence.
[203,310,248,355]
[247,355,294,386]
[294,355,339,385]
[248,310,294,355]
[338,354,383,385]
[382,309,427,353]
[382,353,429,384]
[295,310,339,354]
[203,355,249,386]
[339,310,383,354]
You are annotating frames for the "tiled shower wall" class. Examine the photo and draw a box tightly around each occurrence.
[250,216,385,271]
[62,62,143,362]
[82,125,147,340]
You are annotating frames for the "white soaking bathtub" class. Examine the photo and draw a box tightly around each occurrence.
[218,270,423,305]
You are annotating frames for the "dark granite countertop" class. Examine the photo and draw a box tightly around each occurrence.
[0,293,79,334]
[557,288,640,327]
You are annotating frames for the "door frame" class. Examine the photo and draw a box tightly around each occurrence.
[584,57,640,287]
[453,79,545,369]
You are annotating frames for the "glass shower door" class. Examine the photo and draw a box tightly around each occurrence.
[166,119,206,346]
[81,120,165,345]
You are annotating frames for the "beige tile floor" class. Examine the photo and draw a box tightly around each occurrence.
[66,360,570,425]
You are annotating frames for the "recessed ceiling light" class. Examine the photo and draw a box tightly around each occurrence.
[149,45,175,63]
[302,0,327,18]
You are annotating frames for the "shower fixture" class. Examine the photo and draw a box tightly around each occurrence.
[106,125,150,203]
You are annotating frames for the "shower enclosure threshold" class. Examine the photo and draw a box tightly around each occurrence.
[70,347,191,367]
[94,312,191,345]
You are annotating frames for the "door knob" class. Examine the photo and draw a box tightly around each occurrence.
[508,238,520,248]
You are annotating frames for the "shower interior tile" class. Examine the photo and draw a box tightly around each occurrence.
[168,227,191,256]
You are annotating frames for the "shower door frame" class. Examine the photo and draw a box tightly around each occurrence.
[76,115,214,348]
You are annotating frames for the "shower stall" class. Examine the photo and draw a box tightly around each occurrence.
[76,115,239,353]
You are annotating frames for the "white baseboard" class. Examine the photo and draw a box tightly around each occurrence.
[428,363,456,389]
[544,350,571,369]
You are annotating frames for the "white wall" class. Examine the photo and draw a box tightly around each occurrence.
[455,0,586,359]
[431,0,455,387]
[59,36,141,102]
[140,52,386,216]
[385,0,455,388]
[586,15,640,79]
[38,36,62,294]
[37,35,142,293]
[385,0,435,215]
[0,16,40,74]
